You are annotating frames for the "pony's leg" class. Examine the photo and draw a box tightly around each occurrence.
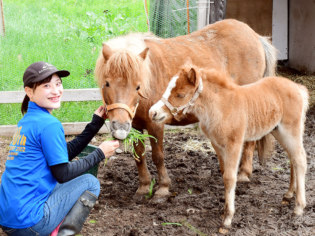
[211,143,225,175]
[147,123,171,198]
[238,141,255,182]
[221,142,243,227]
[134,139,152,197]
[283,162,296,200]
[272,127,307,215]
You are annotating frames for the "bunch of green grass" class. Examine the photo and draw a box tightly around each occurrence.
[123,128,157,162]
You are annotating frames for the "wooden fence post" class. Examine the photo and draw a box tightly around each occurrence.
[0,0,5,36]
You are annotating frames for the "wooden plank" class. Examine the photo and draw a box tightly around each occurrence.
[0,122,196,137]
[0,121,111,137]
[0,88,102,104]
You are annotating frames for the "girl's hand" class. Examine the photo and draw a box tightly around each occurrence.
[94,105,108,119]
[98,140,119,157]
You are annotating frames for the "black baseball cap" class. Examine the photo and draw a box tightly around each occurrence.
[23,61,70,87]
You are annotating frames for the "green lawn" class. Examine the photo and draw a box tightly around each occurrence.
[0,0,149,124]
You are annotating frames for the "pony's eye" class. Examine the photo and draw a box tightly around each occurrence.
[105,81,110,87]
[177,93,185,98]
[136,85,140,91]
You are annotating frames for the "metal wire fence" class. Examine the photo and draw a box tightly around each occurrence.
[149,0,212,38]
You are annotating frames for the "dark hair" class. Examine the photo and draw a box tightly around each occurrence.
[21,76,54,114]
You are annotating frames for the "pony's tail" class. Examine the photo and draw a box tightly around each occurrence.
[298,84,310,135]
[259,36,277,77]
[256,36,278,164]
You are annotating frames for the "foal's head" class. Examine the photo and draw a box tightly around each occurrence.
[95,43,149,139]
[149,64,203,123]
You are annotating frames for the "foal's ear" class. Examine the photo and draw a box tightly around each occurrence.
[102,43,113,61]
[187,67,198,85]
[139,47,149,60]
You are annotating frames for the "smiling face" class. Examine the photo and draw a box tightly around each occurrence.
[25,74,63,113]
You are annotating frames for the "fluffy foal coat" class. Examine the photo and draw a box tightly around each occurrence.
[149,65,309,227]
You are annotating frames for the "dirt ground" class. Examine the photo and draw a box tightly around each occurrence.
[0,68,314,235]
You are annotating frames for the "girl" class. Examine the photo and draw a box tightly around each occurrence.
[0,61,119,235]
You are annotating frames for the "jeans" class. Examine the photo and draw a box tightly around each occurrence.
[1,174,100,236]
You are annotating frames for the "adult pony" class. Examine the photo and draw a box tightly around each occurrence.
[95,19,277,199]
[149,64,308,227]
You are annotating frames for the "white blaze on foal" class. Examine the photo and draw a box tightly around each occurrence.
[149,75,179,121]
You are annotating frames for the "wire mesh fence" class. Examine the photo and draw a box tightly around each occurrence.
[149,0,225,39]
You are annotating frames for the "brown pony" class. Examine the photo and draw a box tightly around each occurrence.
[94,19,277,199]
[149,64,309,227]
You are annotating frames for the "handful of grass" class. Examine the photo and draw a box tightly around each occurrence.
[122,128,157,162]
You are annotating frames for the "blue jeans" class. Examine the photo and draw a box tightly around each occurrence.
[1,174,100,236]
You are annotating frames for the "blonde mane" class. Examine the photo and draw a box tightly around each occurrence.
[95,33,156,95]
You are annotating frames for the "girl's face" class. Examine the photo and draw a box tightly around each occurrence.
[25,74,63,113]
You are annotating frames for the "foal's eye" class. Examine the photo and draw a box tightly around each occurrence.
[176,93,185,98]
[105,81,110,87]
[136,85,140,91]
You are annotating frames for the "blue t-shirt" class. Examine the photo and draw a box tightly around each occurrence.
[0,101,68,228]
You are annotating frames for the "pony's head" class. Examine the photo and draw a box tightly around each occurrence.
[95,43,150,139]
[149,63,203,123]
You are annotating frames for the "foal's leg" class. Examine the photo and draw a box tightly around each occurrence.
[238,141,255,182]
[283,162,296,200]
[147,123,171,198]
[211,143,225,175]
[221,142,243,227]
[272,128,307,215]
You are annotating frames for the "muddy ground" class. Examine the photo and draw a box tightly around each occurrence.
[0,68,314,236]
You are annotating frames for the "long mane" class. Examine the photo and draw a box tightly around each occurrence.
[95,33,156,95]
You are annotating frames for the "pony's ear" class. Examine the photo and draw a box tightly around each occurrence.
[139,47,149,60]
[102,43,113,61]
[187,67,198,86]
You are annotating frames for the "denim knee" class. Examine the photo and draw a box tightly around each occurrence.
[82,174,100,197]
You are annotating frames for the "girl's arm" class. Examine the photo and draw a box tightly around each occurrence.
[50,148,105,183]
[67,114,104,160]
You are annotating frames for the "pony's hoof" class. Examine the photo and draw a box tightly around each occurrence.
[222,218,232,228]
[133,193,147,203]
[150,188,170,203]
[294,207,304,216]
[283,191,294,200]
[219,227,230,235]
[237,173,250,182]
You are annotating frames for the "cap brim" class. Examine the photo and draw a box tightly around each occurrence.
[33,69,70,83]
[56,70,70,78]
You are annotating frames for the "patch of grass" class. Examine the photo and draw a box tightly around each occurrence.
[145,178,156,199]
[0,0,149,124]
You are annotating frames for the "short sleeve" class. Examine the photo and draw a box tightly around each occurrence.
[41,121,69,166]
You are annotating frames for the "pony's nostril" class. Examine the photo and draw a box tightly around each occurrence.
[111,120,118,130]
[152,111,157,120]
[123,122,130,131]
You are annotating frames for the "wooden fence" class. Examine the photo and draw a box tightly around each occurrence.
[0,89,195,137]
[0,88,111,137]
